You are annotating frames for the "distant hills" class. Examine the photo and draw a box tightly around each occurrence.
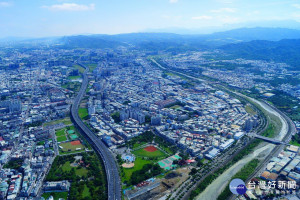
[207,27,300,41]
[2,27,300,68]
[220,39,300,68]
[55,28,300,68]
[55,27,300,50]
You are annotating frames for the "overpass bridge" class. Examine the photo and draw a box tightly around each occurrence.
[253,134,287,145]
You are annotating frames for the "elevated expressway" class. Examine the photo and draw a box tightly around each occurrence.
[70,64,121,200]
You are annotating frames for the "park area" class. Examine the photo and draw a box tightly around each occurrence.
[122,157,152,183]
[42,192,68,200]
[45,153,107,200]
[121,145,169,186]
[120,131,177,187]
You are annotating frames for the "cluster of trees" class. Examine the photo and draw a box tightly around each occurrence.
[292,134,300,144]
[262,123,275,138]
[266,90,300,121]
[3,159,23,170]
[46,155,76,182]
[69,69,79,76]
[127,131,154,147]
[122,100,131,105]
[25,121,43,128]
[46,153,107,200]
[165,101,186,109]
[125,130,177,155]
[130,163,163,185]
[154,136,177,155]
[111,112,121,123]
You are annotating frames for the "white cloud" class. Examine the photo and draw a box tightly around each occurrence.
[210,7,236,13]
[216,0,235,4]
[169,0,178,3]
[43,3,95,11]
[219,15,239,23]
[292,4,300,9]
[0,2,12,7]
[162,15,182,20]
[192,16,213,20]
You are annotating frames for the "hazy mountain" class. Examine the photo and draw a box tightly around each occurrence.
[58,35,124,49]
[220,39,300,69]
[208,27,300,41]
[146,20,300,34]
[57,27,300,49]
[4,27,300,52]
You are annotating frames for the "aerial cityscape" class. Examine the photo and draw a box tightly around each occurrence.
[0,1,300,200]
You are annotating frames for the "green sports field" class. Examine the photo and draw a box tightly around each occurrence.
[57,135,68,142]
[55,128,66,137]
[59,141,85,152]
[132,148,167,158]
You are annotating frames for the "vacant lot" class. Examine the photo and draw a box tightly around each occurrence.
[44,117,72,126]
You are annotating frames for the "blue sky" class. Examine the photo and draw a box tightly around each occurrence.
[0,0,300,37]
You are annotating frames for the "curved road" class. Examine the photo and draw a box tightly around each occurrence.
[70,64,121,200]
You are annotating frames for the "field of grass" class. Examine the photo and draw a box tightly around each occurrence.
[44,117,73,127]
[62,82,81,92]
[68,75,81,80]
[37,141,45,145]
[165,72,176,76]
[122,157,152,183]
[59,141,85,152]
[73,64,85,73]
[290,140,300,147]
[82,184,90,198]
[132,142,146,149]
[42,192,68,200]
[57,135,68,142]
[56,128,66,137]
[245,104,257,115]
[67,125,76,131]
[61,161,88,177]
[78,108,89,120]
[262,123,276,138]
[170,105,182,110]
[133,148,167,158]
[87,63,98,71]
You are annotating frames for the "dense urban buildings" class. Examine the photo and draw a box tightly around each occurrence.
[0,32,299,200]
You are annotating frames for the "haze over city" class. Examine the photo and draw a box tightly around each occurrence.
[1,0,300,37]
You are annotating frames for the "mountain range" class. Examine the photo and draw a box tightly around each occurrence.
[2,27,300,69]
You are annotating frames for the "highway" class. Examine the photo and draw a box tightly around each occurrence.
[70,64,121,200]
